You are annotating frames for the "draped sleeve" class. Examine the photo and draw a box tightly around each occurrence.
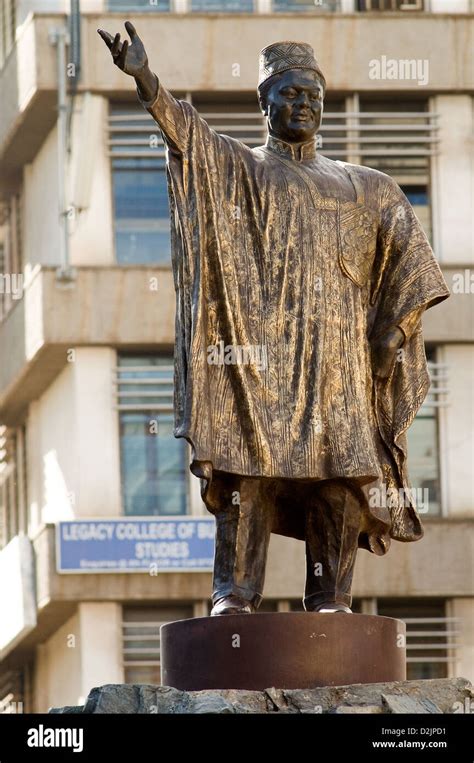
[368,176,450,539]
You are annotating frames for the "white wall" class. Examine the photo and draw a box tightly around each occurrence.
[34,612,82,712]
[77,603,123,701]
[448,598,474,684]
[23,125,61,267]
[27,347,122,526]
[71,348,122,517]
[430,0,471,12]
[33,603,123,712]
[440,345,474,517]
[432,96,474,264]
[69,94,115,266]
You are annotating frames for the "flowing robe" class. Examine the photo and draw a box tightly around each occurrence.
[138,83,450,554]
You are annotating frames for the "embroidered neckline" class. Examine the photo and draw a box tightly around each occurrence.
[265,134,317,161]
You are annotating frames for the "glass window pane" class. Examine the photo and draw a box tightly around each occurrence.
[120,413,187,516]
[112,168,170,264]
[192,0,254,8]
[407,414,440,516]
[118,355,188,516]
[274,0,339,11]
[402,185,431,242]
[107,0,170,10]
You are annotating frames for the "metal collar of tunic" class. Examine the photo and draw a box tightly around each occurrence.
[265,134,317,161]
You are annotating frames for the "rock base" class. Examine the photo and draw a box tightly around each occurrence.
[50,678,473,715]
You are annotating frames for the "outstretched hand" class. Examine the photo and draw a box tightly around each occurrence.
[97,21,148,77]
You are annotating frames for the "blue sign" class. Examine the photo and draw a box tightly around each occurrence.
[56,518,215,573]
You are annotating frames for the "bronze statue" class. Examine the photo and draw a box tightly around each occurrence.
[98,24,449,616]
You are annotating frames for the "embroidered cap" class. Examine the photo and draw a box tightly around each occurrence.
[258,41,326,90]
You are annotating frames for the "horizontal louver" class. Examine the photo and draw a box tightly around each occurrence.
[109,101,438,184]
[404,617,460,664]
[115,364,174,412]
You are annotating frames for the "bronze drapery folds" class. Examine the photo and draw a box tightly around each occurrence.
[98,25,449,613]
[136,81,449,561]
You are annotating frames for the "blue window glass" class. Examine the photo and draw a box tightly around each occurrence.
[191,0,254,9]
[107,0,170,10]
[118,356,188,516]
[111,104,171,264]
[403,186,428,207]
[273,0,339,11]
[112,163,171,264]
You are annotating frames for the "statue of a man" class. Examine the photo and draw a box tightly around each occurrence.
[99,23,449,616]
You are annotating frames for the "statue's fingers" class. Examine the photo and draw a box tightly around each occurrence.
[97,29,114,50]
[125,21,138,40]
[116,39,128,68]
[111,32,121,58]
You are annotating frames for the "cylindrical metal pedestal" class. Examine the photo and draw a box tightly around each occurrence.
[161,612,406,691]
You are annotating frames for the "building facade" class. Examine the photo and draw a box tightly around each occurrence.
[0,0,473,712]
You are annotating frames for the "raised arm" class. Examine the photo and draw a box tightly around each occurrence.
[97,21,188,152]
[98,21,158,102]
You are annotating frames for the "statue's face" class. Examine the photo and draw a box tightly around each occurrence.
[261,69,324,143]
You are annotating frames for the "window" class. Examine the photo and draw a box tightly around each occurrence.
[406,348,446,517]
[355,98,437,187]
[300,96,436,239]
[0,0,16,70]
[0,670,25,714]
[358,0,424,10]
[109,103,171,265]
[191,0,254,9]
[117,355,188,516]
[377,600,458,680]
[0,427,27,550]
[402,185,431,243]
[107,0,170,10]
[274,0,341,10]
[109,94,437,259]
[0,194,23,320]
[122,605,193,685]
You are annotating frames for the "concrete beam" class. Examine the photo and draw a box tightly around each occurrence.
[1,12,473,176]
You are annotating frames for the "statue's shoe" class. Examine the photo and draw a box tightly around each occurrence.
[210,595,255,616]
[312,602,353,614]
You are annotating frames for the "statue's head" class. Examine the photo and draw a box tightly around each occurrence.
[257,42,326,144]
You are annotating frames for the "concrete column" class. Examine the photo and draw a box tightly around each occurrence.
[360,598,377,615]
[447,599,474,684]
[77,603,124,702]
[32,643,49,713]
[430,0,470,12]
[37,348,121,524]
[33,613,82,712]
[431,95,474,264]
[26,401,42,535]
[193,600,209,617]
[69,95,115,266]
[174,0,189,13]
[439,345,474,518]
[71,348,122,518]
